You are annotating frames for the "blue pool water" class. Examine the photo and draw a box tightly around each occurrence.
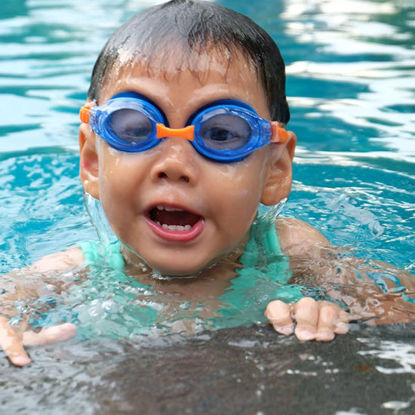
[0,0,414,413]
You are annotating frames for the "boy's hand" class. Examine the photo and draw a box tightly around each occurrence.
[265,297,350,341]
[0,317,77,366]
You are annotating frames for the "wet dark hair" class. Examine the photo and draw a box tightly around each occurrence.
[88,0,290,123]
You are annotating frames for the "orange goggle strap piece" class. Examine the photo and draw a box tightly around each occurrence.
[80,103,94,124]
[271,122,289,143]
[156,124,195,141]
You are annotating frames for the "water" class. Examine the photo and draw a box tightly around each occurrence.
[0,0,414,413]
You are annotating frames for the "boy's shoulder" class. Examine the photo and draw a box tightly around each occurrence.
[275,217,330,257]
[29,247,84,273]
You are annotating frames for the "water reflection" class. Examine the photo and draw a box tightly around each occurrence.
[0,0,29,20]
[279,0,415,160]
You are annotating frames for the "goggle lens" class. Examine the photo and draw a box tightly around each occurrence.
[109,108,153,145]
[199,113,251,151]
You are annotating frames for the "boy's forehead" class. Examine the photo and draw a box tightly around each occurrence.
[100,46,263,103]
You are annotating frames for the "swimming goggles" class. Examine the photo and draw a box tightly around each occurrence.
[80,91,289,163]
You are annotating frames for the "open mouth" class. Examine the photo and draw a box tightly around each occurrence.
[146,204,205,241]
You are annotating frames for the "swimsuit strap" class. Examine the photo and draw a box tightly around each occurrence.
[214,218,305,328]
[236,218,351,309]
[237,217,305,302]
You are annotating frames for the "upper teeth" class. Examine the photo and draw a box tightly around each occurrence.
[157,205,183,212]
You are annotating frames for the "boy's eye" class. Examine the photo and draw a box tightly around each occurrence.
[109,109,153,143]
[200,114,251,150]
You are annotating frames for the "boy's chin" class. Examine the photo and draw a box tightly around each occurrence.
[121,242,240,279]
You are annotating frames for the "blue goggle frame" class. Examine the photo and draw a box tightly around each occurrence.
[80,91,289,163]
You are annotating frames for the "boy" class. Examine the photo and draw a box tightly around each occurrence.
[1,0,413,366]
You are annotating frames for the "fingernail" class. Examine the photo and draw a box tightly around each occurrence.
[295,328,316,341]
[12,355,31,366]
[335,322,349,334]
[316,329,335,342]
[275,324,294,335]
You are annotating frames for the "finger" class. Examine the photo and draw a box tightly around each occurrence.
[334,309,350,334]
[23,323,77,347]
[338,309,351,323]
[334,321,349,334]
[293,297,319,341]
[0,317,31,366]
[264,300,294,335]
[316,302,338,341]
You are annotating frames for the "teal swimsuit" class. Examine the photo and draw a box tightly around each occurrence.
[78,216,305,331]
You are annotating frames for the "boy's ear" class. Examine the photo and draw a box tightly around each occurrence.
[260,131,296,206]
[79,123,100,199]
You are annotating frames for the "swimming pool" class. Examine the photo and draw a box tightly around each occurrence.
[1,0,414,413]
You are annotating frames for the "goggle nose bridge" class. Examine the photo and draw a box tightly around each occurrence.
[156,124,195,141]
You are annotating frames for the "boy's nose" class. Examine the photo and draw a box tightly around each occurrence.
[149,137,199,184]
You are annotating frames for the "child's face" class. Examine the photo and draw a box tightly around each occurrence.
[80,51,295,276]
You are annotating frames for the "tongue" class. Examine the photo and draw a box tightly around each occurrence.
[152,209,201,227]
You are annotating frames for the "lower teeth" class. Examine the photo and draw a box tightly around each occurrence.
[157,222,192,232]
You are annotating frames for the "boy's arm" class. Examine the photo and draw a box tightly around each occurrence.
[0,247,84,366]
[265,218,415,341]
